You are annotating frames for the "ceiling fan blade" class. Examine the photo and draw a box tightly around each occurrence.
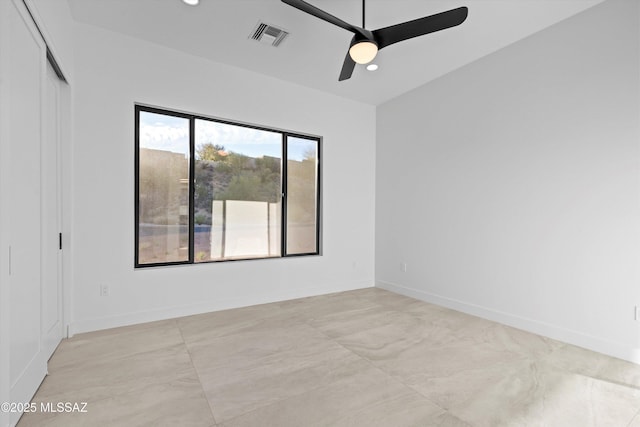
[372,6,468,50]
[338,50,356,81]
[281,0,368,38]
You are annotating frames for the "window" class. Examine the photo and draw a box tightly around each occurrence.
[135,105,321,267]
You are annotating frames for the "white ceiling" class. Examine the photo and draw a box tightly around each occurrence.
[67,0,604,105]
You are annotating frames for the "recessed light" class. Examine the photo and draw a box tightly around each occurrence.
[366,64,378,71]
[182,0,199,5]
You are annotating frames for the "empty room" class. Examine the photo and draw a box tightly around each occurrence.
[1,0,640,425]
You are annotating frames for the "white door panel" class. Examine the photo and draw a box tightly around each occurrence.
[41,62,63,362]
[8,0,45,390]
[4,1,50,425]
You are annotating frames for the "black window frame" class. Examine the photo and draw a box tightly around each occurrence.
[134,104,322,268]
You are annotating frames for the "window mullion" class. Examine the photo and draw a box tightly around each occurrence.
[188,116,196,264]
[281,134,288,257]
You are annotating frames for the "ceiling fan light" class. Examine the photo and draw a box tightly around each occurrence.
[349,41,378,64]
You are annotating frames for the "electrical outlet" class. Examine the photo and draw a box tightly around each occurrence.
[635,306,640,321]
[100,284,110,297]
[401,262,407,273]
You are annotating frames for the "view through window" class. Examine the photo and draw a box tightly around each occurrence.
[135,106,321,267]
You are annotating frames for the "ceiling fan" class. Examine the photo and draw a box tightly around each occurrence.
[281,0,468,81]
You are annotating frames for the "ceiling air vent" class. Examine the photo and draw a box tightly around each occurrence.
[250,22,289,47]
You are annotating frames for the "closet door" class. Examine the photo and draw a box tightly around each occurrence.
[41,61,64,363]
[5,0,47,423]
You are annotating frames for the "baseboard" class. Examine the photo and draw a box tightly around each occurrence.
[376,280,640,365]
[70,280,374,336]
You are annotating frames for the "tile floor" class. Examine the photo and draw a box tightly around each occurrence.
[17,288,640,426]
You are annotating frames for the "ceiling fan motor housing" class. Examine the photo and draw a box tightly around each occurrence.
[350,29,376,45]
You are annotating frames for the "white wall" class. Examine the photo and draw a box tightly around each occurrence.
[376,0,640,362]
[70,23,376,333]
